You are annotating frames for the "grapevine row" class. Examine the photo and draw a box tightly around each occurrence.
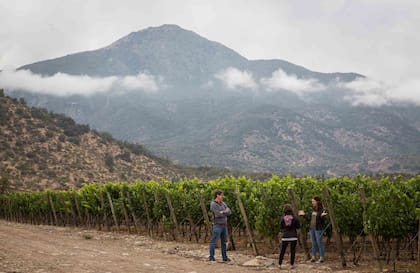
[0,175,419,261]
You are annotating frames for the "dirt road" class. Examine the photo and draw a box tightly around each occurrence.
[0,220,414,273]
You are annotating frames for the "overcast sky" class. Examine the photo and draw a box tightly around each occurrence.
[1,0,419,94]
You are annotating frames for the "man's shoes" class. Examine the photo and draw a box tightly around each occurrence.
[223,257,231,262]
[208,256,216,262]
[316,257,324,263]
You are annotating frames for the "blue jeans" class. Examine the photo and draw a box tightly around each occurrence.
[310,228,324,257]
[209,225,228,260]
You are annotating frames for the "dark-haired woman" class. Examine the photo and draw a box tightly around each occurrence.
[279,204,300,269]
[298,196,327,263]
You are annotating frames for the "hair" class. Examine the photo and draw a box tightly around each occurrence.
[312,196,323,211]
[283,204,293,215]
[214,189,224,198]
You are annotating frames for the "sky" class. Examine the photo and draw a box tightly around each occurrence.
[0,0,419,104]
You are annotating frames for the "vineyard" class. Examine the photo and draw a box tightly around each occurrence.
[1,175,419,269]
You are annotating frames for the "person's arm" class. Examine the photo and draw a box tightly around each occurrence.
[222,203,231,216]
[280,218,285,230]
[298,210,310,222]
[294,216,300,229]
[210,202,225,218]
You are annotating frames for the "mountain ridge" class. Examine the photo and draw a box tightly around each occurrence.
[6,24,420,175]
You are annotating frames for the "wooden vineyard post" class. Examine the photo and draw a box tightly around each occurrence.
[48,192,58,226]
[125,190,139,233]
[142,191,153,237]
[106,190,120,231]
[322,187,346,267]
[417,216,420,267]
[198,191,212,241]
[288,189,311,260]
[182,192,196,241]
[164,191,180,241]
[73,191,82,226]
[99,186,110,231]
[67,191,77,226]
[119,189,131,232]
[153,191,164,237]
[359,186,383,272]
[62,194,70,226]
[235,189,258,256]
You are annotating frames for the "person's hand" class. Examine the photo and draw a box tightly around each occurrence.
[321,211,328,217]
[298,210,305,216]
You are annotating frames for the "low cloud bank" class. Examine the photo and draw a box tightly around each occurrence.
[215,67,258,90]
[339,77,420,106]
[2,68,419,106]
[214,67,420,106]
[260,69,325,94]
[215,67,324,95]
[0,69,160,96]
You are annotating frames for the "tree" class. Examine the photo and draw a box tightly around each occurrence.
[0,177,10,194]
[105,153,115,171]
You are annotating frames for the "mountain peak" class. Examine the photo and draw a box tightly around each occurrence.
[144,24,183,31]
[110,24,199,47]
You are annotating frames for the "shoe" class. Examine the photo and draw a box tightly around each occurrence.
[222,257,231,262]
[316,258,324,263]
[290,264,296,269]
[208,256,215,262]
[277,264,282,269]
[307,258,316,263]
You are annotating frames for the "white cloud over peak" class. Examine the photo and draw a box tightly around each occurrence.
[215,67,258,90]
[339,77,420,106]
[260,68,325,95]
[120,73,159,92]
[0,69,160,96]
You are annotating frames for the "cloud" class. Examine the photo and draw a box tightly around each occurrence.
[260,68,325,95]
[215,67,258,90]
[120,73,159,92]
[339,77,420,106]
[0,69,160,96]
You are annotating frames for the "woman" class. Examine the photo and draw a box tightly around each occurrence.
[278,204,300,269]
[298,196,327,263]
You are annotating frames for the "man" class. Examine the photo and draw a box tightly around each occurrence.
[208,189,231,262]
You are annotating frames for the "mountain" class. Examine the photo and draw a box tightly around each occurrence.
[20,24,361,87]
[0,91,274,191]
[6,24,420,175]
[0,92,182,191]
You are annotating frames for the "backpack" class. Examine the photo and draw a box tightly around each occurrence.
[283,215,293,227]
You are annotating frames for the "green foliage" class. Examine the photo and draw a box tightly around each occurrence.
[19,97,26,105]
[0,103,8,125]
[1,175,418,243]
[99,131,114,143]
[0,177,10,194]
[366,177,417,239]
[104,153,115,171]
